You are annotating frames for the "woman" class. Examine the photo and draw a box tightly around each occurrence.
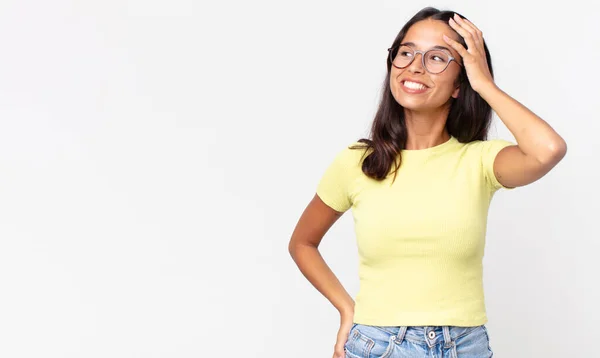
[288,7,566,358]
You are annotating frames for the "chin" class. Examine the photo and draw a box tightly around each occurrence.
[397,98,431,111]
[396,93,449,112]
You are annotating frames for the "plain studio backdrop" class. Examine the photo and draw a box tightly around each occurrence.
[0,0,596,357]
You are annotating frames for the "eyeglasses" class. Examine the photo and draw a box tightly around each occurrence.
[387,44,462,74]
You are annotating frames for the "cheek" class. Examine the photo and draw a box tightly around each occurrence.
[389,74,401,96]
[390,70,401,87]
[431,76,458,95]
[435,69,461,89]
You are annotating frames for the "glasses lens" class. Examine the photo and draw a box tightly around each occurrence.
[391,45,414,68]
[390,46,452,74]
[425,50,450,74]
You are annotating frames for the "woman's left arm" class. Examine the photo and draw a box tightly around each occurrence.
[477,82,567,189]
[444,14,567,189]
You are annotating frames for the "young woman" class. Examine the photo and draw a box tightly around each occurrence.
[288,7,566,358]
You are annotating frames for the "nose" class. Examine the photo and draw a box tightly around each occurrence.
[407,52,425,74]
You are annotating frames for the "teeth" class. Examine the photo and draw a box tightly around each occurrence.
[404,81,426,90]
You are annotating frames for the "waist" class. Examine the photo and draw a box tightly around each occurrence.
[350,323,486,345]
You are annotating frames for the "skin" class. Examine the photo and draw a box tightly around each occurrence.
[390,18,463,150]
[289,14,567,358]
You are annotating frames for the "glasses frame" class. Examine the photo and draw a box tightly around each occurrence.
[387,45,463,74]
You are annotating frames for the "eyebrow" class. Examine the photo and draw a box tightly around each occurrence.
[400,42,452,53]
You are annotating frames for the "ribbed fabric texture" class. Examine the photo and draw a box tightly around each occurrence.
[316,135,515,327]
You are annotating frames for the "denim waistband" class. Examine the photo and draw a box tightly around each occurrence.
[354,324,481,348]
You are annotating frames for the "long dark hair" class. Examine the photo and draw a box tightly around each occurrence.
[351,7,494,182]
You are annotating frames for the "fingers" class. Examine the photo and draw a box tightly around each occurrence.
[448,17,479,54]
[443,33,468,58]
[450,14,485,53]
[455,14,483,38]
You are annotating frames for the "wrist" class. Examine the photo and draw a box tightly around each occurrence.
[474,80,499,97]
[339,303,355,318]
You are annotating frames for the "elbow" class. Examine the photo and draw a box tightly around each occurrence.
[538,138,567,166]
[288,240,317,260]
[288,241,303,258]
[549,138,567,161]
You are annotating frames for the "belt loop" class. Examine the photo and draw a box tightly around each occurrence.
[395,326,408,344]
[442,326,451,345]
[443,326,458,358]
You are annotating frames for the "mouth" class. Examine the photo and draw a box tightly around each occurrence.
[400,80,429,94]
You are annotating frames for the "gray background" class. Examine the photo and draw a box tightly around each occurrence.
[0,0,596,357]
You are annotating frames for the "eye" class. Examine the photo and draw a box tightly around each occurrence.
[399,51,413,57]
[427,51,450,62]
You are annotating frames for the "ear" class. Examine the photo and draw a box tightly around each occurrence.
[451,85,460,99]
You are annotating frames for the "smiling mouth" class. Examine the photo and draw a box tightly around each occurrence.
[400,80,429,93]
[402,80,428,90]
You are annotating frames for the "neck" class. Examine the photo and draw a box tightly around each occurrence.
[403,105,451,150]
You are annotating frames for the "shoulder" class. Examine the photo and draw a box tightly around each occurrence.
[459,138,516,156]
[331,140,372,166]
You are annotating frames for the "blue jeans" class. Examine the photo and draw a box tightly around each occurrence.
[344,323,493,358]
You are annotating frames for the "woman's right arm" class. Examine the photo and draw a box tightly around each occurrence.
[288,193,355,318]
[288,194,355,358]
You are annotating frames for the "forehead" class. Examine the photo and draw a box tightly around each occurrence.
[402,19,460,56]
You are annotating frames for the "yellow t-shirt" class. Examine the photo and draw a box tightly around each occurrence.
[316,135,515,327]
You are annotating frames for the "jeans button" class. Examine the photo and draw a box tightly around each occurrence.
[428,331,436,339]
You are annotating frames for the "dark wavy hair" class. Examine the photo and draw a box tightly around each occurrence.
[351,7,495,182]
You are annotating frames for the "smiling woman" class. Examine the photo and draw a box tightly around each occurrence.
[287,6,567,358]
[387,17,472,129]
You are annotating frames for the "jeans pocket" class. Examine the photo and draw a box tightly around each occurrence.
[453,325,493,358]
[344,324,395,358]
[481,325,494,357]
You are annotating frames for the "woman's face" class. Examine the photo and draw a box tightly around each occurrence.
[390,19,463,112]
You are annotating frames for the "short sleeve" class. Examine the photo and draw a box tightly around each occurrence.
[481,139,517,192]
[316,145,359,213]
